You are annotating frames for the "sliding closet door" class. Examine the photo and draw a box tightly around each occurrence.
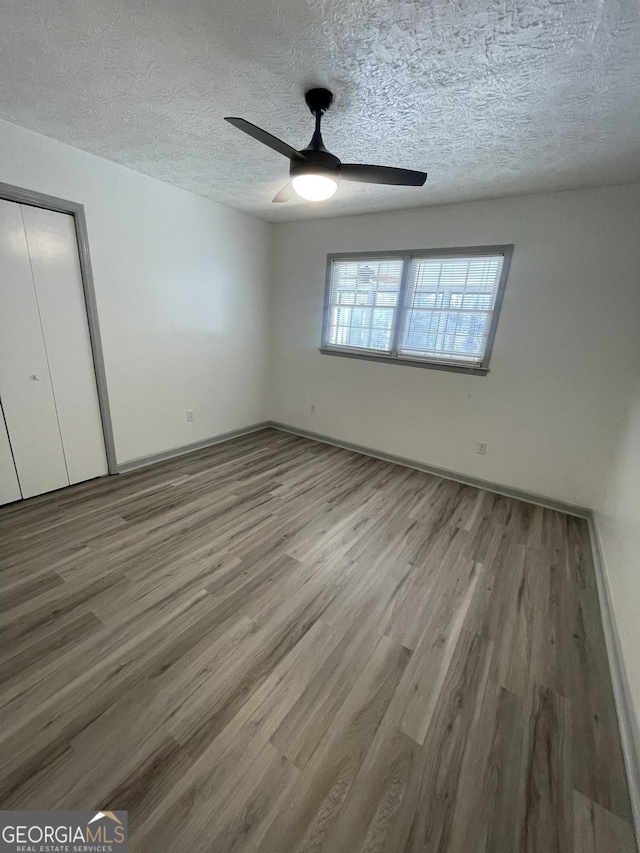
[21,206,108,484]
[0,403,21,504]
[0,199,69,498]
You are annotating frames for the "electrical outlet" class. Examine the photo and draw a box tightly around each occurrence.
[186,409,194,422]
[475,441,487,455]
[310,404,316,414]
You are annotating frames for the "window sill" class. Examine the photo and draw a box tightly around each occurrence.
[319,348,489,375]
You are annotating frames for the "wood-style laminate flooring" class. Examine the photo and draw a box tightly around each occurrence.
[0,428,636,852]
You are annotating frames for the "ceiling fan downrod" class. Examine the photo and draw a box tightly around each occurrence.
[305,88,334,152]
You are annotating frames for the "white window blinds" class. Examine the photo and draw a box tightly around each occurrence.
[326,258,404,352]
[399,255,504,365]
[323,247,511,372]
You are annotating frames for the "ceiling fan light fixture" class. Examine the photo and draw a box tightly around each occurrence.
[291,172,338,201]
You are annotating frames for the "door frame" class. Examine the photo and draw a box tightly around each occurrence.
[0,181,117,474]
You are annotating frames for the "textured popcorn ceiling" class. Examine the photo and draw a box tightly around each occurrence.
[1,0,639,222]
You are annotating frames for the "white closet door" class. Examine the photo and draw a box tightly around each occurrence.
[0,199,69,498]
[21,206,108,484]
[0,402,21,505]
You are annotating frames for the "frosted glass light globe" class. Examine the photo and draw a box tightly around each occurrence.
[292,173,338,201]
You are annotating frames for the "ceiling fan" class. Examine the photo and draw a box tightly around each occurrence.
[224,88,428,203]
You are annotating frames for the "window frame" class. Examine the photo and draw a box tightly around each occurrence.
[320,244,513,375]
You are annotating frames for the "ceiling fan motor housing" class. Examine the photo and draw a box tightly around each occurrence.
[290,148,341,181]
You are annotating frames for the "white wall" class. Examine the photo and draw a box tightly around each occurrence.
[597,365,640,768]
[269,185,640,508]
[0,119,271,465]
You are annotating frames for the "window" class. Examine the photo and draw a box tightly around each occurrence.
[321,245,512,374]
